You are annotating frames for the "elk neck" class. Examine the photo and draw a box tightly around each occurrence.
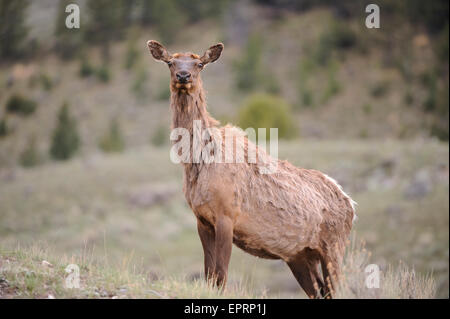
[169,78,219,134]
[169,78,220,181]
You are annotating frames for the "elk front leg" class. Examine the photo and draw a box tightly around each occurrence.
[197,219,216,284]
[214,215,233,289]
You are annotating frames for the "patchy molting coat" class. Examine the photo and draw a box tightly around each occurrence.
[170,79,356,262]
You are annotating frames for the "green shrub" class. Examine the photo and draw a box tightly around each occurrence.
[84,0,125,51]
[404,90,414,106]
[435,23,449,63]
[39,73,53,91]
[362,103,372,115]
[420,70,448,140]
[297,59,315,108]
[79,58,95,77]
[237,93,296,140]
[405,0,448,33]
[125,45,140,70]
[430,120,449,141]
[124,35,140,70]
[370,81,390,98]
[131,67,148,99]
[19,137,41,168]
[321,61,341,103]
[296,21,351,108]
[152,0,185,44]
[234,34,280,94]
[99,119,125,153]
[429,81,449,141]
[328,21,357,50]
[96,64,111,83]
[50,103,80,160]
[358,128,368,139]
[264,76,281,95]
[314,36,332,66]
[300,89,314,108]
[6,94,37,116]
[151,125,168,147]
[314,20,357,65]
[234,34,264,92]
[422,71,438,112]
[79,59,111,83]
[0,0,29,59]
[0,117,10,137]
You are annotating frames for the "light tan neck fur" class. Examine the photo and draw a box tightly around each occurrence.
[170,78,220,182]
[170,79,219,133]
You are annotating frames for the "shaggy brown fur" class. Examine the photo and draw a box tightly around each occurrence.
[147,40,356,298]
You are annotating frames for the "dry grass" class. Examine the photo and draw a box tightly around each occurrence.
[0,245,266,299]
[336,239,436,299]
[0,242,436,299]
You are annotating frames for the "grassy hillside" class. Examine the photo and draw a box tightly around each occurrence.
[0,7,448,166]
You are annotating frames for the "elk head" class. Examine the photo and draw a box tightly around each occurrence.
[147,40,223,94]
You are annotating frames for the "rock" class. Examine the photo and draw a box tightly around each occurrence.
[42,260,53,268]
[127,184,177,208]
[385,205,403,217]
[404,181,430,199]
[0,169,16,182]
[417,232,433,246]
[187,272,202,282]
[404,170,432,200]
[146,289,164,298]
[146,271,160,282]
[118,287,128,294]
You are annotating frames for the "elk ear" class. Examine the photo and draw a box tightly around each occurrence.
[147,40,171,63]
[200,43,224,65]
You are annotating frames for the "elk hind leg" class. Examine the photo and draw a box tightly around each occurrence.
[287,250,323,299]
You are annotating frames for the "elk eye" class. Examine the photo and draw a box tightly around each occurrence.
[167,61,173,67]
[198,63,204,68]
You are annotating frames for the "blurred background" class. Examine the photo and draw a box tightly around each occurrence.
[0,0,448,298]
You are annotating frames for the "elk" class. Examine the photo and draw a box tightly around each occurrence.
[147,40,356,298]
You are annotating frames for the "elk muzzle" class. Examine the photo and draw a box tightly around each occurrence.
[176,71,191,83]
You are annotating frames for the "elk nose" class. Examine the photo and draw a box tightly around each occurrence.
[176,71,191,83]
